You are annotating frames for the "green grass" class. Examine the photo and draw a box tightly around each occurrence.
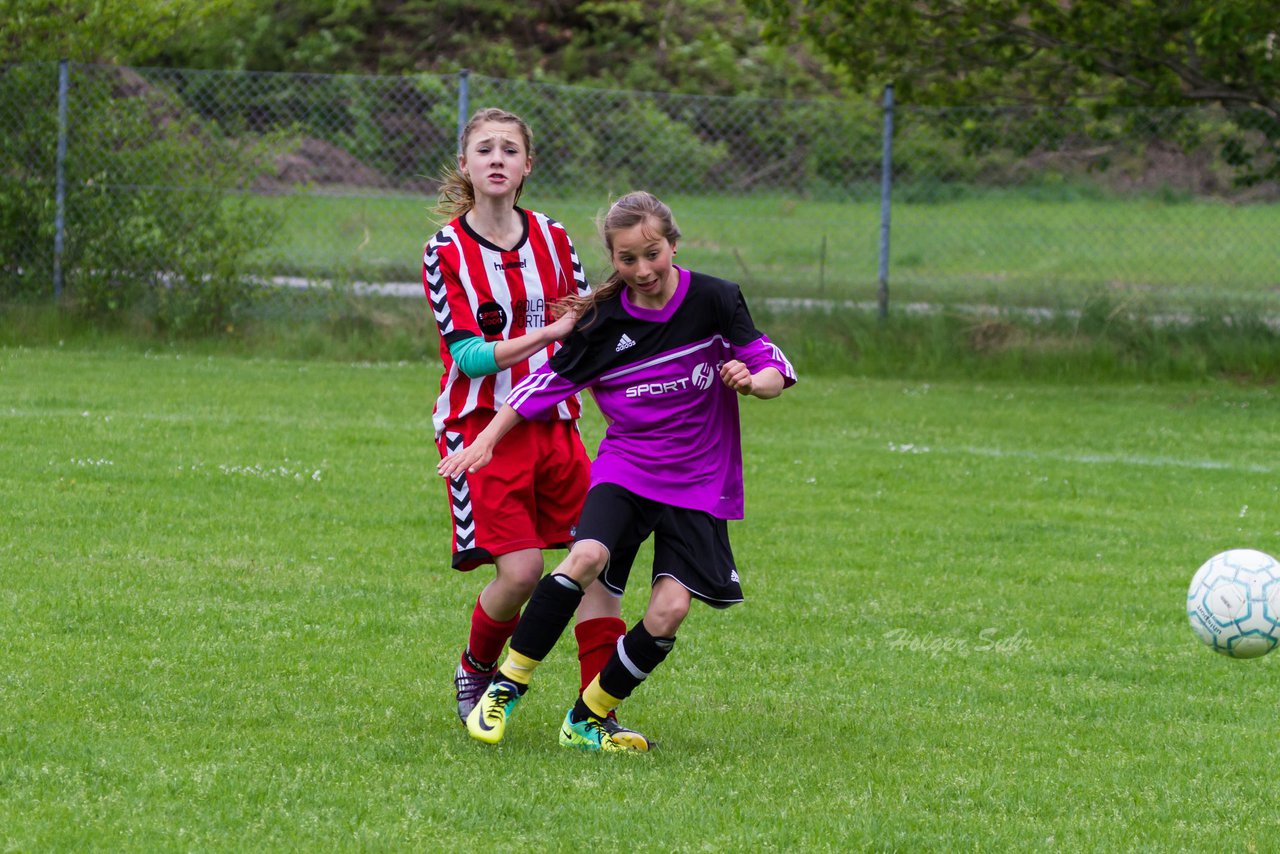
[251,189,1280,312]
[4,344,1280,849]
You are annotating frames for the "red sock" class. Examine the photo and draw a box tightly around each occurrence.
[574,616,626,695]
[465,597,519,672]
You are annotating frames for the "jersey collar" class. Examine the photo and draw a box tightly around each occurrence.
[622,266,690,322]
[458,206,529,253]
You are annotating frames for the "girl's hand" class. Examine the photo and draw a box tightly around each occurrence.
[437,440,494,478]
[545,305,580,341]
[719,359,754,395]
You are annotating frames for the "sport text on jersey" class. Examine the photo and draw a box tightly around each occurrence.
[625,362,719,397]
[476,301,508,336]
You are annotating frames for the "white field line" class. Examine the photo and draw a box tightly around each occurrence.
[889,441,1276,474]
[270,276,421,298]
[271,277,1280,330]
[766,298,1280,331]
[6,407,1268,474]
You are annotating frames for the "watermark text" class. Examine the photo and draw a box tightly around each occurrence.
[883,627,1033,658]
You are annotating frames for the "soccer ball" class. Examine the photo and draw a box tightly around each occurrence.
[1186,549,1280,659]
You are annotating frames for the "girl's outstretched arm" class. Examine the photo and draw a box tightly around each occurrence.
[436,405,526,477]
[493,306,578,370]
[720,361,785,399]
[452,306,579,378]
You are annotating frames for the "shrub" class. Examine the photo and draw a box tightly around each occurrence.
[0,63,281,332]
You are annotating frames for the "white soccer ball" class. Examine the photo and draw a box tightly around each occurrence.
[1186,549,1280,659]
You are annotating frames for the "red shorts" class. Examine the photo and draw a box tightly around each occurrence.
[437,412,590,571]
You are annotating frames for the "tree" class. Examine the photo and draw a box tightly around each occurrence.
[0,0,245,63]
[135,0,840,99]
[743,0,1279,182]
[1,1,843,99]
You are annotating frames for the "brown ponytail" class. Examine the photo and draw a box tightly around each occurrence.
[557,191,682,324]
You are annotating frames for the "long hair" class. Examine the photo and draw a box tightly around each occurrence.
[434,108,534,221]
[557,191,682,325]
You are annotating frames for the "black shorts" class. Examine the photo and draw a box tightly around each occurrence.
[572,483,743,609]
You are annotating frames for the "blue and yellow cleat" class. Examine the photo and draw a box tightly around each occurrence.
[465,680,523,745]
[558,709,652,753]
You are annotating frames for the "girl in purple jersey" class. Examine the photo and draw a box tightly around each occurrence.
[427,108,641,743]
[438,191,796,752]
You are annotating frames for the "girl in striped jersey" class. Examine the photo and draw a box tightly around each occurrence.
[439,191,796,752]
[424,108,642,743]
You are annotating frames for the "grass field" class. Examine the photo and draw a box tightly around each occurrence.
[4,344,1280,849]
[253,189,1280,311]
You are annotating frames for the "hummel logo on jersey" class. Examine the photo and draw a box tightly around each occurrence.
[615,334,636,353]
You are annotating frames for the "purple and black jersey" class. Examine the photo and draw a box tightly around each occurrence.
[506,267,796,519]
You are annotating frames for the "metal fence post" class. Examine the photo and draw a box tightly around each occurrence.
[877,84,894,321]
[456,68,470,149]
[53,59,69,301]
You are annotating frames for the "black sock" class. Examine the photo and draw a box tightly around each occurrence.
[508,573,583,663]
[598,620,676,703]
[570,698,594,723]
[462,648,495,672]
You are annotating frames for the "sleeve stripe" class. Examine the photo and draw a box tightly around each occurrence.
[769,341,797,380]
[424,228,457,335]
[506,368,557,412]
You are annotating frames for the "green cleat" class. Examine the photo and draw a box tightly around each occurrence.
[558,709,652,753]
[465,680,523,745]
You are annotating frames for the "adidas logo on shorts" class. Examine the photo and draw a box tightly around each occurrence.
[615,334,636,353]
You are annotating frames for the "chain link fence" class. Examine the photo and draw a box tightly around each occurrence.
[2,62,1277,330]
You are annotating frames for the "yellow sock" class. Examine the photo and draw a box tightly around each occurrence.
[497,649,540,686]
[581,675,624,719]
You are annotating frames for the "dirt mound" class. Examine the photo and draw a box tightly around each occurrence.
[253,137,441,194]
[1019,138,1278,201]
[258,138,386,189]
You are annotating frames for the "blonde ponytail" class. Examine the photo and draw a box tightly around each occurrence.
[433,107,535,222]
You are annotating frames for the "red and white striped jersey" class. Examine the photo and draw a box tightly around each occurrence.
[423,207,590,437]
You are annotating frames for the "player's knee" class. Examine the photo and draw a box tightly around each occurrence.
[645,583,691,635]
[494,556,543,599]
[564,540,609,584]
[497,573,538,604]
